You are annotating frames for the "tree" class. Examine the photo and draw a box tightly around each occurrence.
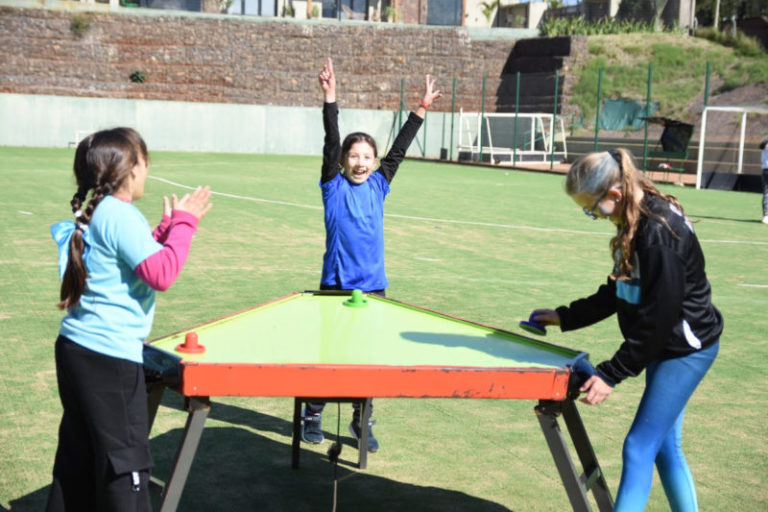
[696,0,766,27]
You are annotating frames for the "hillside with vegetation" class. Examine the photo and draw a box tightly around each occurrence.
[564,32,768,137]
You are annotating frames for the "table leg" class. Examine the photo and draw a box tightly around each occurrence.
[357,398,372,470]
[147,382,165,432]
[292,398,302,469]
[292,397,371,470]
[155,396,211,512]
[535,399,613,512]
[560,399,613,512]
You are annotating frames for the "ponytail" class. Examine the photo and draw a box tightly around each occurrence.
[610,148,642,280]
[58,224,88,310]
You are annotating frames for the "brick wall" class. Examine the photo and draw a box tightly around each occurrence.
[0,6,572,113]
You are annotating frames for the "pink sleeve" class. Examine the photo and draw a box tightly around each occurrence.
[153,214,172,243]
[135,211,199,291]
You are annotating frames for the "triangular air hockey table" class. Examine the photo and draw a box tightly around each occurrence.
[144,290,613,511]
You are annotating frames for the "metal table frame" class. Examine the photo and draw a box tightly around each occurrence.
[147,384,612,512]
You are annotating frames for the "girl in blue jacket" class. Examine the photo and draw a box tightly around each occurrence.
[302,58,441,452]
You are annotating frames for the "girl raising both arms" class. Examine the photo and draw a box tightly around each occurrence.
[302,57,441,453]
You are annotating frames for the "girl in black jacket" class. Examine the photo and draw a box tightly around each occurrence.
[530,148,722,512]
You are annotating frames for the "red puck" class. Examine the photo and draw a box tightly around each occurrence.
[176,332,205,354]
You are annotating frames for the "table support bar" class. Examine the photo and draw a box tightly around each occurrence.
[155,396,211,512]
[292,397,372,470]
[535,399,613,512]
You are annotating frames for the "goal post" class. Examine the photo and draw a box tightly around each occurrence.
[457,110,568,165]
[696,105,768,190]
[68,129,95,148]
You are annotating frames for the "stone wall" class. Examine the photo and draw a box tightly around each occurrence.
[0,6,566,113]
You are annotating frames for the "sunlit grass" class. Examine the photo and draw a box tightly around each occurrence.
[1,147,766,511]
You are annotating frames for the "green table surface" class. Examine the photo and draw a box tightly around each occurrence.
[149,292,579,370]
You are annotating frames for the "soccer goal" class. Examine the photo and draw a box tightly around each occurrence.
[457,110,568,165]
[695,105,768,191]
[68,129,95,148]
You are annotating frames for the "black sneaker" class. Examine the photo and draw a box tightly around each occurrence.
[302,413,324,444]
[349,419,379,452]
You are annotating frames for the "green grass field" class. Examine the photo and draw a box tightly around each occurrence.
[1,147,766,511]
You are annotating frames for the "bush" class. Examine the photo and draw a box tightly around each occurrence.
[694,27,763,57]
[70,14,93,39]
[129,70,147,83]
[541,16,655,37]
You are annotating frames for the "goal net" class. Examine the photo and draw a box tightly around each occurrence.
[457,110,568,165]
[695,105,768,191]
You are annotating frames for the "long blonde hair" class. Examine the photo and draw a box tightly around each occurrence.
[566,148,685,280]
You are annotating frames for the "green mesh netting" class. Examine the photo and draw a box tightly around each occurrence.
[600,98,659,130]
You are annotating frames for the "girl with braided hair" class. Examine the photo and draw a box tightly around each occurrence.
[527,148,722,512]
[47,127,212,511]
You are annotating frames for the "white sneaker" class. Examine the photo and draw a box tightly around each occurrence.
[762,215,768,225]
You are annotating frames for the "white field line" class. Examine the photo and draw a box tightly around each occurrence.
[150,176,321,211]
[149,176,768,246]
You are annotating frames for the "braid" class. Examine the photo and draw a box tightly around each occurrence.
[70,192,84,218]
[71,187,87,212]
[58,228,87,310]
[81,184,112,225]
[58,187,92,310]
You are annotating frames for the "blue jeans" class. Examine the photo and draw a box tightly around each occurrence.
[614,340,719,512]
[762,168,767,216]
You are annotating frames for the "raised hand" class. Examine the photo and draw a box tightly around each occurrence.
[173,186,213,221]
[415,74,442,118]
[318,57,336,103]
[422,74,442,108]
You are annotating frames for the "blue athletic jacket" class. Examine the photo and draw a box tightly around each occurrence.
[319,102,423,292]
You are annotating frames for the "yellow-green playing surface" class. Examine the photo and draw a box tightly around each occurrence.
[149,292,581,369]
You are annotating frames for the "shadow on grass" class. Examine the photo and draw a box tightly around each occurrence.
[6,397,513,511]
[5,486,49,512]
[690,214,764,224]
[150,399,514,511]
